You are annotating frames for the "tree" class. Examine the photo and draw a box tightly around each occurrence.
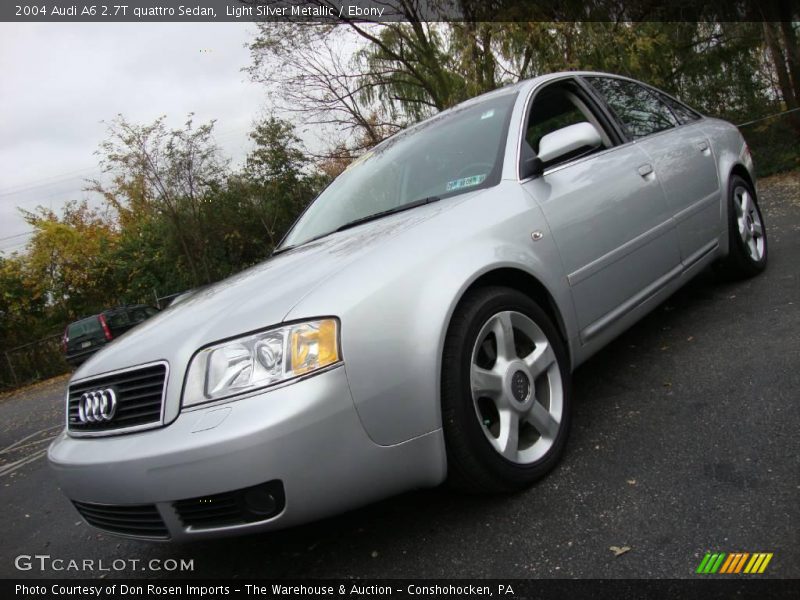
[239,117,327,249]
[89,114,229,286]
[21,200,120,320]
[248,7,788,157]
[0,254,48,352]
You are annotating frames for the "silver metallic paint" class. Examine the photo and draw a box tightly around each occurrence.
[49,72,755,539]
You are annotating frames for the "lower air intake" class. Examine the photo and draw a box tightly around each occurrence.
[72,501,169,539]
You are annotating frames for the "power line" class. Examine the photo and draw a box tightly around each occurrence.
[0,231,34,249]
[0,121,253,199]
[0,172,101,199]
[736,107,800,128]
[4,165,99,187]
[0,240,31,254]
[0,231,32,242]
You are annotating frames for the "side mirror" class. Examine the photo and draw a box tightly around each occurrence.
[537,122,603,166]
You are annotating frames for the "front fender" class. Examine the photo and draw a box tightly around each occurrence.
[285,184,573,446]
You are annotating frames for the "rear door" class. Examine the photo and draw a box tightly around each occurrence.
[584,76,721,264]
[519,78,681,343]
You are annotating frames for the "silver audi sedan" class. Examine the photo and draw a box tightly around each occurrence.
[48,72,767,541]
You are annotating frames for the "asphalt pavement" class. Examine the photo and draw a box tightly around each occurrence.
[1,173,798,580]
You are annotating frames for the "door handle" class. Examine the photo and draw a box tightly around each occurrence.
[637,164,654,177]
[697,141,709,152]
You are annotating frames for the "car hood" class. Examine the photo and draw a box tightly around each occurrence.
[72,195,470,379]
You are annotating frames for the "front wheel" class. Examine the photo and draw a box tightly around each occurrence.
[441,286,572,493]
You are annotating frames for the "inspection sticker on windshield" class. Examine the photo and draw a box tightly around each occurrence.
[446,174,486,191]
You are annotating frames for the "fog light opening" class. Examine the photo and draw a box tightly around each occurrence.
[242,487,278,517]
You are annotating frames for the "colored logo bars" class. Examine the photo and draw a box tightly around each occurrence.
[696,552,773,574]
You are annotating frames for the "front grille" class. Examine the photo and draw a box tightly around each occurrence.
[73,501,169,539]
[68,363,167,434]
[174,481,285,530]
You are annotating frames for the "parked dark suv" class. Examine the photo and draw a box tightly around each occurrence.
[62,305,159,366]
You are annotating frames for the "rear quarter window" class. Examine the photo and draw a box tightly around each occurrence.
[656,92,702,124]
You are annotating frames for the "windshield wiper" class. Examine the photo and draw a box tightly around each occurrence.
[272,195,441,257]
[271,231,332,257]
[334,195,441,233]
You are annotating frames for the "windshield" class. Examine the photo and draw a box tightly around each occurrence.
[280,90,519,249]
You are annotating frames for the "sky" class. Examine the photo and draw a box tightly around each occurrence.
[0,22,270,254]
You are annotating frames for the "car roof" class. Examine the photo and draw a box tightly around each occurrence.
[68,304,153,324]
[380,71,636,142]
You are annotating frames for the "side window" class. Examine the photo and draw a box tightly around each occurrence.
[656,92,701,125]
[129,307,149,323]
[521,81,614,173]
[587,77,678,139]
[525,97,587,154]
[106,311,130,329]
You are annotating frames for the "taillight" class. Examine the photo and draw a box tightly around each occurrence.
[98,314,113,340]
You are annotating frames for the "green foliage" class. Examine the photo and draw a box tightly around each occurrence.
[248,17,795,144]
[21,200,120,321]
[1,116,321,371]
[0,254,48,350]
[3,15,798,390]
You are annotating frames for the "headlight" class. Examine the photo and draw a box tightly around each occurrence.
[183,318,340,407]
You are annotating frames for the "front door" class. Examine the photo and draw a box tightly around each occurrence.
[519,78,681,343]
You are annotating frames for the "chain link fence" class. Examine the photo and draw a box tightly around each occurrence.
[1,334,71,392]
[0,289,188,393]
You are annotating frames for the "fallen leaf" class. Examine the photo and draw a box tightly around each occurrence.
[687,336,694,342]
[610,546,631,557]
[626,479,637,485]
[371,550,379,558]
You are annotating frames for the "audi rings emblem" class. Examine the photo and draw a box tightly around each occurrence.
[78,388,118,423]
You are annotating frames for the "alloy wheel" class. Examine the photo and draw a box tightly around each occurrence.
[733,185,765,262]
[470,310,563,464]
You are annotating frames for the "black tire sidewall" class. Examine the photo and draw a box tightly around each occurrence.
[442,287,572,491]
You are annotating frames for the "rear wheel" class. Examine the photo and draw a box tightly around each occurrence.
[441,286,571,492]
[719,175,767,278]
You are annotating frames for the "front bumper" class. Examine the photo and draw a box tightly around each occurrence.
[48,365,446,541]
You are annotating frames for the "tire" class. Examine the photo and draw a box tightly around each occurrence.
[718,175,767,279]
[441,286,572,493]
